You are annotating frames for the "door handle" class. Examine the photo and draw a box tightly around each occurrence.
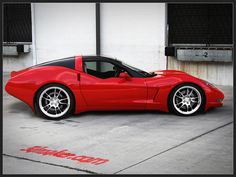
[77,73,80,81]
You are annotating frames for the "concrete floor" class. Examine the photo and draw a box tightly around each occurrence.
[2,73,233,174]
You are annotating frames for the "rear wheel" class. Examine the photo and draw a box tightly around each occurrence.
[169,83,205,116]
[35,84,74,120]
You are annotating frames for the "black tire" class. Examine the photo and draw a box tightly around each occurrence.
[168,83,205,116]
[35,83,74,120]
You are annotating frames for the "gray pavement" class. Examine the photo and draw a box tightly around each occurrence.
[2,73,233,174]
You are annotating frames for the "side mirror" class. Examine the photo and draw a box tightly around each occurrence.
[119,72,130,80]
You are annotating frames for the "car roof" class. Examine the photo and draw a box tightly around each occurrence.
[82,55,122,64]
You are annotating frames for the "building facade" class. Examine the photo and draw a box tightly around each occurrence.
[3,3,233,86]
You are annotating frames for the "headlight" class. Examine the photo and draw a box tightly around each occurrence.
[202,79,215,88]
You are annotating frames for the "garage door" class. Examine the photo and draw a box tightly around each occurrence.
[168,4,232,45]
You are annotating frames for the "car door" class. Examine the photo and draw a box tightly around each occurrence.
[80,60,147,110]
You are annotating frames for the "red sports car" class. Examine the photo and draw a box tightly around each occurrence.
[5,55,224,120]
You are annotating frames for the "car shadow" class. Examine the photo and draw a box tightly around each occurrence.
[7,101,35,117]
[75,110,168,116]
[5,100,227,122]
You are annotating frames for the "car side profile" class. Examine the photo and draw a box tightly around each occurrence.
[5,55,224,120]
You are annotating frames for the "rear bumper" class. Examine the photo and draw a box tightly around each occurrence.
[5,79,35,112]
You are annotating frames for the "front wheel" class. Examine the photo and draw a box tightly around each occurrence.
[35,84,74,120]
[169,83,205,116]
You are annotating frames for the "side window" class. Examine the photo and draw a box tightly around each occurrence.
[100,62,114,72]
[83,61,122,79]
[86,61,97,71]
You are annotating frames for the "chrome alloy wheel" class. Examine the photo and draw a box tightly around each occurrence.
[39,86,70,118]
[173,86,202,115]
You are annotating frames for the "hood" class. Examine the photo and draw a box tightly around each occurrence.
[153,70,189,76]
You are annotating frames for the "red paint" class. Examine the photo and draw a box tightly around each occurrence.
[75,55,83,72]
[20,146,109,165]
[5,55,224,114]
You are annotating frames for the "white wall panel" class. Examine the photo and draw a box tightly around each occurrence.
[34,3,96,63]
[100,3,166,72]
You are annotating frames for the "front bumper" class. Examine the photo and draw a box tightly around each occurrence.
[205,86,224,111]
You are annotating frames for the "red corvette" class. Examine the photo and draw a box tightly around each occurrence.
[5,55,224,120]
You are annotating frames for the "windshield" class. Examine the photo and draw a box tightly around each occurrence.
[121,61,156,77]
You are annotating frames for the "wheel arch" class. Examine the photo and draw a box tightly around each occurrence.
[33,82,76,114]
[167,82,206,112]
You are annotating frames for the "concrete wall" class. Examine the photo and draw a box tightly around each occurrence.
[33,3,96,63]
[100,3,166,71]
[168,56,233,86]
[3,52,33,72]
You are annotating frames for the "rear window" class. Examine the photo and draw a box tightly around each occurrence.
[32,57,75,70]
